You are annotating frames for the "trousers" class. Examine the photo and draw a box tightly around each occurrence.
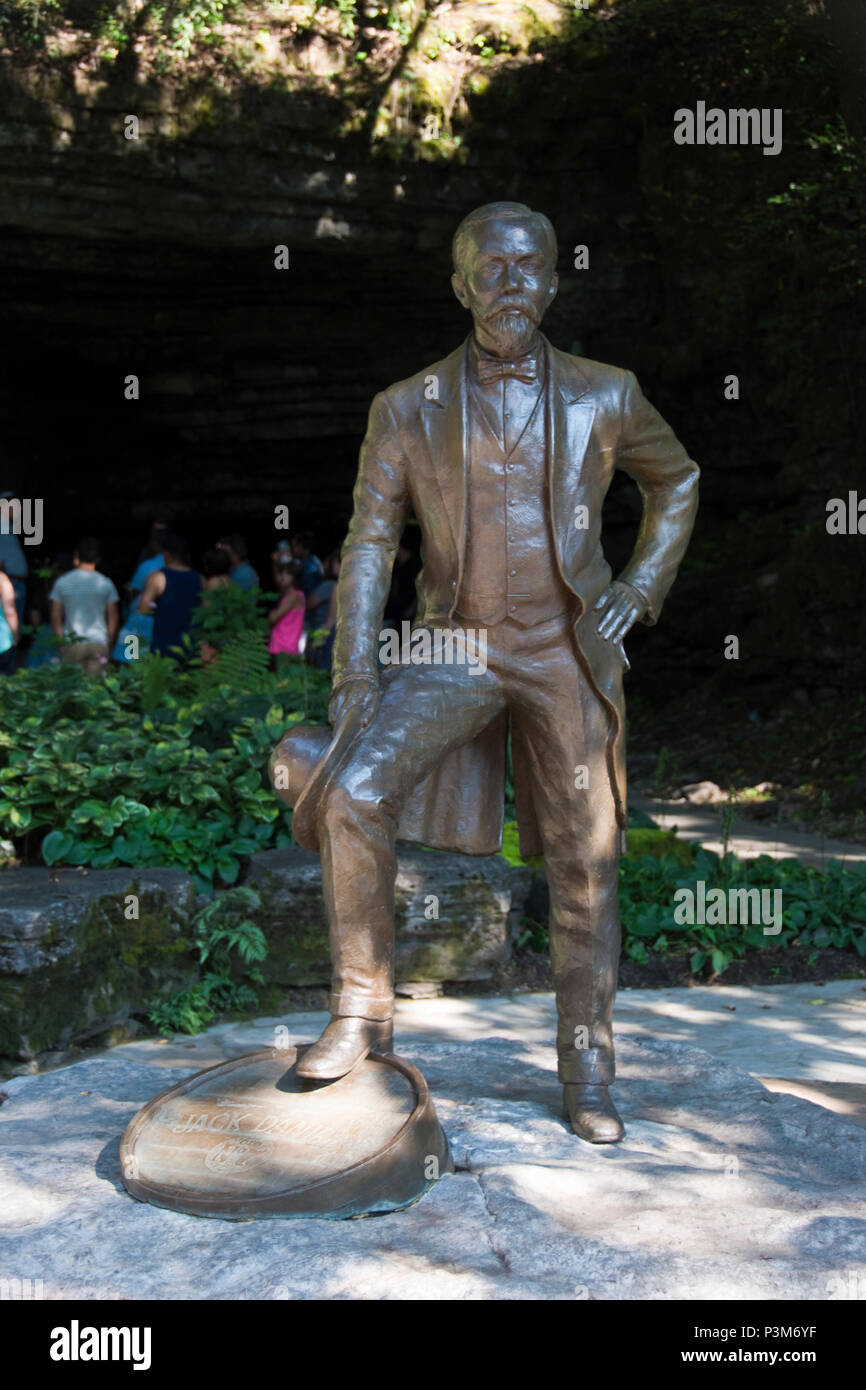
[319,611,623,1085]
[60,641,109,677]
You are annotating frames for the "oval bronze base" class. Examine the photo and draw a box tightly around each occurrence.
[119,1046,453,1220]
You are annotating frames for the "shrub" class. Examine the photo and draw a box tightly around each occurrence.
[502,820,866,975]
[0,656,329,891]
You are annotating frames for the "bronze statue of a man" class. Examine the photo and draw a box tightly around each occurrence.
[277,202,699,1142]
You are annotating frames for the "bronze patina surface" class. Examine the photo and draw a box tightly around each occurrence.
[120,1046,452,1219]
[270,200,699,1145]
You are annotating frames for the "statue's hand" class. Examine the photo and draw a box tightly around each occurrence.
[329,676,380,733]
[593,581,646,647]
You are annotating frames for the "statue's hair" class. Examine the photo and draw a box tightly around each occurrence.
[452,201,558,275]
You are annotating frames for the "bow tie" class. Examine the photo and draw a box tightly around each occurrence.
[476,354,538,386]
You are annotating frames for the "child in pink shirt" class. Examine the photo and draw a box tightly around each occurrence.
[268,560,305,667]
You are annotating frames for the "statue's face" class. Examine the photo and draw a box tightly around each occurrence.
[451,216,558,357]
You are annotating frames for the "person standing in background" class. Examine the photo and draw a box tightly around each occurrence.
[197,547,233,664]
[134,520,169,569]
[0,564,20,675]
[129,524,167,594]
[50,537,119,676]
[217,534,259,591]
[267,559,305,670]
[307,549,341,670]
[201,548,232,592]
[26,555,72,669]
[113,525,166,663]
[271,537,293,586]
[290,531,324,612]
[138,533,202,659]
[0,488,28,638]
[306,549,339,628]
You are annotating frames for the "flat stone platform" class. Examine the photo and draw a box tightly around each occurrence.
[2,1029,864,1300]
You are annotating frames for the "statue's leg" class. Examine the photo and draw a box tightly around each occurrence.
[298,658,503,1080]
[507,620,624,1141]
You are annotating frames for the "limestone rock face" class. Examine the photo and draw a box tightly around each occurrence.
[0,27,653,566]
[0,868,198,1061]
[0,851,532,1062]
[246,845,532,985]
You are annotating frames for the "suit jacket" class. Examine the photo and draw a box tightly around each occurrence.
[290,334,699,857]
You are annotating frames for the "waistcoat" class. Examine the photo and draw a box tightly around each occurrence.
[456,347,575,627]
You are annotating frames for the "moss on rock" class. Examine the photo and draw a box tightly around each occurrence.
[0,870,198,1063]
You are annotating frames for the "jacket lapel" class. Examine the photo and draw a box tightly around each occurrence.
[418,339,469,564]
[547,341,595,579]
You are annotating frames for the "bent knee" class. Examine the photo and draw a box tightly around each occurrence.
[322,770,392,829]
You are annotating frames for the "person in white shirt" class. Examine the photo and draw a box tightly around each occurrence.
[50,537,119,676]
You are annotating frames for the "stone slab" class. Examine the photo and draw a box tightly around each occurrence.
[757,1078,866,1128]
[2,1035,865,1299]
[0,868,198,1062]
[0,849,533,1065]
[84,980,866,1091]
[246,846,530,986]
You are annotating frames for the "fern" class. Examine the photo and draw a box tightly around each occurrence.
[195,628,272,694]
[190,585,273,693]
[147,886,267,1036]
[191,583,266,645]
[138,652,176,713]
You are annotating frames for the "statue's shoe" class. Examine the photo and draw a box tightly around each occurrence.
[295,1016,394,1081]
[563,1084,625,1144]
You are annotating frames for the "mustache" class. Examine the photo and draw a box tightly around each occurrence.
[483,299,540,324]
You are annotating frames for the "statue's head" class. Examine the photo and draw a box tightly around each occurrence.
[451,201,558,358]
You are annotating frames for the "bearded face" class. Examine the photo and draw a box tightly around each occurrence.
[451,216,558,358]
[482,301,541,357]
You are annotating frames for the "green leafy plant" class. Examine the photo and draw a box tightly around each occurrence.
[148,886,267,1034]
[190,580,266,646]
[503,819,866,976]
[515,916,547,952]
[333,0,357,39]
[0,656,329,890]
[0,0,61,46]
[139,652,176,714]
[190,583,273,692]
[622,847,866,976]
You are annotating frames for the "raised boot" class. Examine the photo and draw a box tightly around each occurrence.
[563,1083,625,1144]
[295,1016,394,1081]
